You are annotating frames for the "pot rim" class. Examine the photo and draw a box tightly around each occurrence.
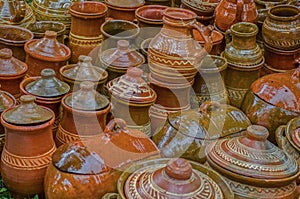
[135,5,167,24]
[105,0,145,8]
[163,7,197,21]
[0,90,17,113]
[230,22,259,37]
[26,21,66,37]
[268,5,300,22]
[285,117,300,151]
[0,25,34,45]
[69,2,108,18]
[100,20,140,40]
[198,55,228,73]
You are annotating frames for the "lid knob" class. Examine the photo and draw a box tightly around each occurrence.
[80,81,95,91]
[78,55,93,63]
[117,40,129,51]
[0,48,13,59]
[41,68,55,78]
[127,67,143,79]
[246,125,269,141]
[165,158,192,180]
[44,31,57,39]
[20,95,36,104]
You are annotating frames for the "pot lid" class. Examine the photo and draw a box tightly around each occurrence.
[0,90,16,112]
[101,40,145,69]
[105,0,145,8]
[168,101,251,139]
[52,141,111,175]
[25,68,70,97]
[123,158,226,199]
[251,68,300,113]
[106,67,156,104]
[3,95,53,125]
[64,81,109,111]
[62,55,108,82]
[206,125,299,181]
[0,48,27,75]
[282,117,300,151]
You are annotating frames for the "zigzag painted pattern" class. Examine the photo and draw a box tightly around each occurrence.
[69,34,103,47]
[264,38,300,49]
[148,51,197,66]
[56,125,93,144]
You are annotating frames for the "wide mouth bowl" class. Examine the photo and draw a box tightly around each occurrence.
[136,5,167,22]
[231,22,258,36]
[163,7,197,21]
[101,20,140,39]
[0,26,33,44]
[27,21,66,36]
[269,5,300,20]
[105,0,145,8]
[193,29,223,44]
[69,2,107,16]
[199,55,227,73]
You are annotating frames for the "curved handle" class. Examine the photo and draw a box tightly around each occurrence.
[236,0,244,21]
[265,2,275,9]
[11,0,26,22]
[225,29,232,45]
[189,22,213,53]
[104,118,128,135]
[275,125,287,148]
[102,193,120,199]
[198,101,221,114]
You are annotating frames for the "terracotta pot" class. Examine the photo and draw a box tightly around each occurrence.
[254,0,287,10]
[214,0,258,32]
[1,95,55,197]
[0,48,28,98]
[0,25,33,62]
[106,67,156,136]
[26,21,66,43]
[262,5,300,51]
[206,125,300,199]
[24,31,71,78]
[260,62,290,76]
[56,81,111,147]
[105,0,145,21]
[241,68,300,143]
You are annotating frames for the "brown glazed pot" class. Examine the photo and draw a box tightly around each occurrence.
[0,48,28,98]
[24,30,71,78]
[206,125,300,199]
[0,25,33,62]
[241,68,300,143]
[0,95,55,197]
[56,81,111,147]
[45,118,160,199]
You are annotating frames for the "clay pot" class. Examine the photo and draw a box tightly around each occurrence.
[24,30,71,78]
[99,40,145,82]
[214,0,258,32]
[206,125,300,199]
[152,101,251,163]
[105,0,145,21]
[60,55,108,94]
[68,1,107,64]
[106,67,156,136]
[1,95,55,197]
[0,25,33,62]
[254,0,287,10]
[45,118,160,199]
[262,5,300,51]
[56,81,111,147]
[241,68,300,143]
[0,48,28,98]
[26,21,66,43]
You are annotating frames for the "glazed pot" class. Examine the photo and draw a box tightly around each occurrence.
[206,125,300,199]
[68,1,107,64]
[241,68,300,143]
[0,25,33,62]
[0,48,28,98]
[45,118,160,199]
[1,95,55,197]
[105,0,145,21]
[60,55,108,94]
[56,81,111,146]
[254,0,287,10]
[152,101,251,163]
[26,21,66,43]
[262,5,300,51]
[24,30,71,78]
[106,67,156,136]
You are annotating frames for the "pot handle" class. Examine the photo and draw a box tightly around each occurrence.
[225,29,232,45]
[102,193,120,199]
[198,101,221,114]
[189,21,213,53]
[291,67,300,84]
[275,125,287,149]
[104,118,128,135]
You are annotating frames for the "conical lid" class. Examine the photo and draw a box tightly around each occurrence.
[207,125,299,181]
[62,55,108,82]
[0,90,16,112]
[64,81,109,111]
[106,67,156,104]
[0,48,27,75]
[3,95,53,125]
[251,67,300,113]
[101,40,145,69]
[25,68,70,97]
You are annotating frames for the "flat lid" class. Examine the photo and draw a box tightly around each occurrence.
[105,0,144,8]
[0,48,27,75]
[64,81,109,111]
[25,68,70,97]
[0,91,16,112]
[207,125,299,180]
[251,68,300,113]
[106,67,156,104]
[3,95,53,125]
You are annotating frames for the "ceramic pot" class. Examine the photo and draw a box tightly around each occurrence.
[60,55,108,94]
[105,0,145,21]
[26,21,66,43]
[254,0,287,10]
[152,101,251,163]
[241,68,300,143]
[214,0,258,32]
[99,40,145,82]
[262,5,300,51]
[193,29,224,55]
[0,25,33,62]
[1,95,55,197]
[24,30,71,78]
[56,81,111,147]
[106,67,156,136]
[0,48,28,98]
[206,125,300,199]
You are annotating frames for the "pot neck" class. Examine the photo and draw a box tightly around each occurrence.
[231,34,257,49]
